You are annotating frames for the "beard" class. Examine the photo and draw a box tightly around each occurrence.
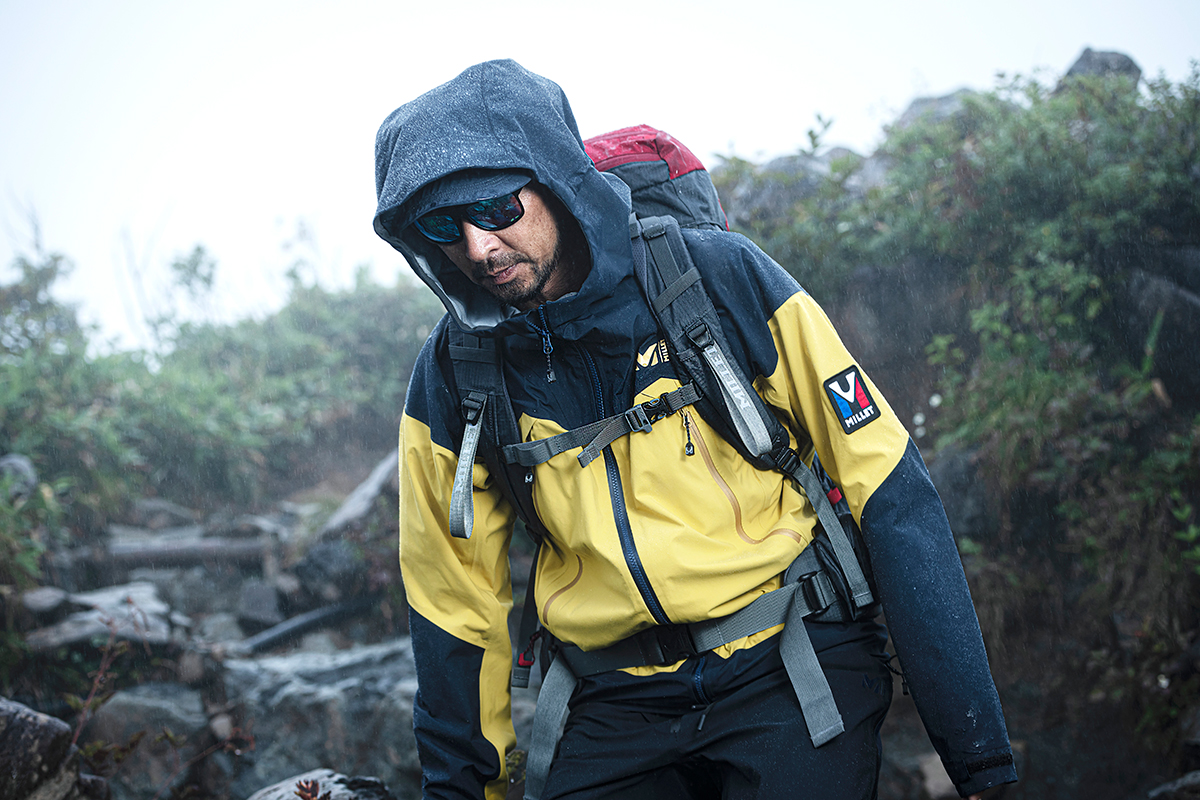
[471,241,561,308]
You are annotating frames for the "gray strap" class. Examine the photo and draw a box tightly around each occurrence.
[790,458,873,610]
[523,656,576,800]
[502,384,700,468]
[692,329,774,458]
[780,591,844,746]
[449,393,486,539]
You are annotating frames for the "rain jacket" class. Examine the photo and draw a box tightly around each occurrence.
[374,60,1016,800]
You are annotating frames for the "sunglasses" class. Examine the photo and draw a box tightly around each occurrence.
[413,191,526,244]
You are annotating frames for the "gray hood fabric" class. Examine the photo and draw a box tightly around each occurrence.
[373,59,633,333]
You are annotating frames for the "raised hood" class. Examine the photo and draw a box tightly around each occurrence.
[373,60,633,333]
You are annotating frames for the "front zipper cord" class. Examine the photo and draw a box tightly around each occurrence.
[531,307,556,383]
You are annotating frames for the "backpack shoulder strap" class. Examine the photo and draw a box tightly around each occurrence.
[445,327,548,543]
[630,216,875,613]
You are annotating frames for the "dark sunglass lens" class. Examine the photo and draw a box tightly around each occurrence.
[467,193,524,231]
[414,213,461,243]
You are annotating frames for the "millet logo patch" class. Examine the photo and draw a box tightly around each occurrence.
[824,366,878,434]
[636,339,671,369]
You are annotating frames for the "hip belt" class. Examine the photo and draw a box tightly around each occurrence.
[522,549,864,800]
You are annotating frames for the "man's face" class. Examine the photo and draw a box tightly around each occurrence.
[435,186,569,311]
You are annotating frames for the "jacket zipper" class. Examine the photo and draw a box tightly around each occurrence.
[578,344,671,626]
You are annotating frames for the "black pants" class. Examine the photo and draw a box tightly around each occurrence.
[543,619,892,800]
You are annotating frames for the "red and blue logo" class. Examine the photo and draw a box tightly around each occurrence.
[824,366,878,434]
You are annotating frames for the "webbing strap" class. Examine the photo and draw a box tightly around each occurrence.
[512,542,542,689]
[776,448,874,610]
[501,384,700,469]
[685,322,774,458]
[640,227,774,459]
[449,391,487,539]
[523,656,575,800]
[781,591,845,745]
[523,565,847,797]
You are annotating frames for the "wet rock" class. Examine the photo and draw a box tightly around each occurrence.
[82,683,207,800]
[22,586,71,619]
[238,579,285,632]
[130,498,199,530]
[196,612,246,644]
[23,582,184,654]
[247,768,398,800]
[0,695,75,800]
[222,640,422,799]
[131,564,247,618]
[1149,770,1200,799]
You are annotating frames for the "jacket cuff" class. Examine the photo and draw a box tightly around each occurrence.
[949,751,1018,796]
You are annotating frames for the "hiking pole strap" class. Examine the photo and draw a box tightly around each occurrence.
[774,448,874,611]
[781,590,845,746]
[449,391,487,539]
[523,656,575,800]
[502,384,700,468]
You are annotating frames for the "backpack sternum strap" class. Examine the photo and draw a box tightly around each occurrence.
[501,384,701,469]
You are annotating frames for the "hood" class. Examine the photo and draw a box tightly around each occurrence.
[373,59,633,333]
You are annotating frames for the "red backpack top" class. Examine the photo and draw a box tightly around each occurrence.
[583,124,728,231]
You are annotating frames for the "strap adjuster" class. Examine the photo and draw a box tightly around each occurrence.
[799,571,836,614]
[624,405,652,434]
[640,624,698,665]
[461,394,486,424]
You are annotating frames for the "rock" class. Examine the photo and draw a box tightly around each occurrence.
[1149,770,1200,799]
[1120,269,1200,405]
[130,498,199,530]
[82,683,207,800]
[22,586,70,619]
[23,582,182,654]
[196,612,246,644]
[247,768,398,800]
[891,88,978,133]
[238,579,285,632]
[222,639,421,799]
[0,453,37,501]
[1063,47,1142,83]
[131,565,246,617]
[926,445,1000,545]
[0,695,75,800]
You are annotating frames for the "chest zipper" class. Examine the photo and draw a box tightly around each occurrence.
[578,345,671,626]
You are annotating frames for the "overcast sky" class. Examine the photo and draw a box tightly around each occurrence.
[2,0,1197,350]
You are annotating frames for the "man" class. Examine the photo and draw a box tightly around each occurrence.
[374,60,1016,800]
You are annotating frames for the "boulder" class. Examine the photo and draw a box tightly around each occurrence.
[0,695,109,800]
[22,582,187,654]
[247,769,397,800]
[1120,269,1200,405]
[221,639,423,799]
[82,683,208,800]
[1063,47,1142,83]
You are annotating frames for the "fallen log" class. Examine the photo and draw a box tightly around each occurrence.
[107,537,267,568]
[232,594,383,655]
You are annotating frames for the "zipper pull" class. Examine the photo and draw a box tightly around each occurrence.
[533,308,556,383]
[684,414,695,456]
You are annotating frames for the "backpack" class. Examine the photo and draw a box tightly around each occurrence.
[444,123,876,662]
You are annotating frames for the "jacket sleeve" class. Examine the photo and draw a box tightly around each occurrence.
[399,324,518,800]
[697,233,1018,795]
